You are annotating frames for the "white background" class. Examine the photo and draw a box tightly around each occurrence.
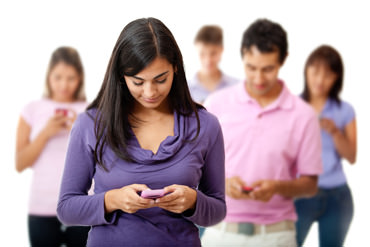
[0,0,369,246]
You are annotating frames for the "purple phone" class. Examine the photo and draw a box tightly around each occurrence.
[141,189,167,199]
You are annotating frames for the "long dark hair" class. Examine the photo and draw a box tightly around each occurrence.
[44,46,86,101]
[302,45,343,105]
[88,17,203,170]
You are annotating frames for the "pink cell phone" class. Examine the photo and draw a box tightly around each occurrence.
[55,108,68,116]
[141,189,167,199]
[242,186,253,194]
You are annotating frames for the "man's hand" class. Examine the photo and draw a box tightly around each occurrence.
[226,176,253,200]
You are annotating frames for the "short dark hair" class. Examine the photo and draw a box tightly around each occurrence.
[240,19,288,64]
[302,45,343,105]
[88,18,203,170]
[194,25,223,46]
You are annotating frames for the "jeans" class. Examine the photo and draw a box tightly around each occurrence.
[197,225,206,238]
[294,184,353,247]
[28,215,90,247]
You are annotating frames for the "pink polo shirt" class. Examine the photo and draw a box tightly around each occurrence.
[205,81,322,224]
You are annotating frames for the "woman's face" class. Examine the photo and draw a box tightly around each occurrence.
[48,62,81,102]
[124,57,174,111]
[306,62,337,98]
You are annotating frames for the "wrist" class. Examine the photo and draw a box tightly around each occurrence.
[189,188,197,210]
[104,190,117,213]
[273,180,282,195]
[330,128,341,137]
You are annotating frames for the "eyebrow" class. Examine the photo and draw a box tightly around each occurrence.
[132,71,169,81]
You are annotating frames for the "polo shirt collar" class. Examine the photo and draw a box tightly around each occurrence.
[237,80,293,111]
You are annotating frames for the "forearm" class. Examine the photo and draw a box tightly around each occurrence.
[332,131,356,164]
[184,190,226,227]
[16,131,49,172]
[275,176,318,198]
[58,192,117,226]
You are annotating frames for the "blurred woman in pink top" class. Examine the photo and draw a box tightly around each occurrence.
[15,47,89,247]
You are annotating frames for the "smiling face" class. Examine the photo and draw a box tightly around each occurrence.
[242,45,282,97]
[124,57,175,111]
[306,62,337,98]
[48,62,81,102]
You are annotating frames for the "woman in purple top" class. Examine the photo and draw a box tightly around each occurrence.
[295,45,357,247]
[57,17,226,247]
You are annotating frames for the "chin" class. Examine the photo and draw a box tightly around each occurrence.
[140,101,162,109]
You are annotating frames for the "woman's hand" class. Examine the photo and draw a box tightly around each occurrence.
[42,113,69,139]
[66,108,78,131]
[104,184,155,214]
[320,118,339,136]
[154,184,197,214]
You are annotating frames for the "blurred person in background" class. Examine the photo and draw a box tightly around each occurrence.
[188,25,238,104]
[202,19,323,247]
[15,46,90,247]
[295,45,356,247]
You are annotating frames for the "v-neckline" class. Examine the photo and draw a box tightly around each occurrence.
[129,111,178,156]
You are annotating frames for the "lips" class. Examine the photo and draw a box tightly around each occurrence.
[254,84,266,90]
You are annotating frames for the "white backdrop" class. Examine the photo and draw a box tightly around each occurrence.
[0,0,369,246]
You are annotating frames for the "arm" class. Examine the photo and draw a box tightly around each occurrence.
[321,118,357,164]
[15,117,48,172]
[183,123,226,226]
[57,117,115,226]
[226,175,317,202]
[274,176,318,197]
[15,114,69,172]
[152,125,226,226]
[57,116,154,226]
[249,176,318,201]
[229,111,322,202]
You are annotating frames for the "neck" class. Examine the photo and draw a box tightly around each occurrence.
[51,96,75,103]
[197,69,222,91]
[198,68,221,78]
[309,95,328,113]
[132,101,172,122]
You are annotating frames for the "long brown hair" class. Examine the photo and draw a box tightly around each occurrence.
[43,46,86,101]
[88,18,203,170]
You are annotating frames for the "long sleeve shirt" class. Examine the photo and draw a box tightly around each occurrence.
[57,108,226,247]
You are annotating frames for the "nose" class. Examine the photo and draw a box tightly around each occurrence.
[143,82,157,98]
[60,78,69,91]
[254,70,264,85]
[316,74,326,86]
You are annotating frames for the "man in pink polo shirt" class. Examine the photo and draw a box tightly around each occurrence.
[202,19,323,246]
